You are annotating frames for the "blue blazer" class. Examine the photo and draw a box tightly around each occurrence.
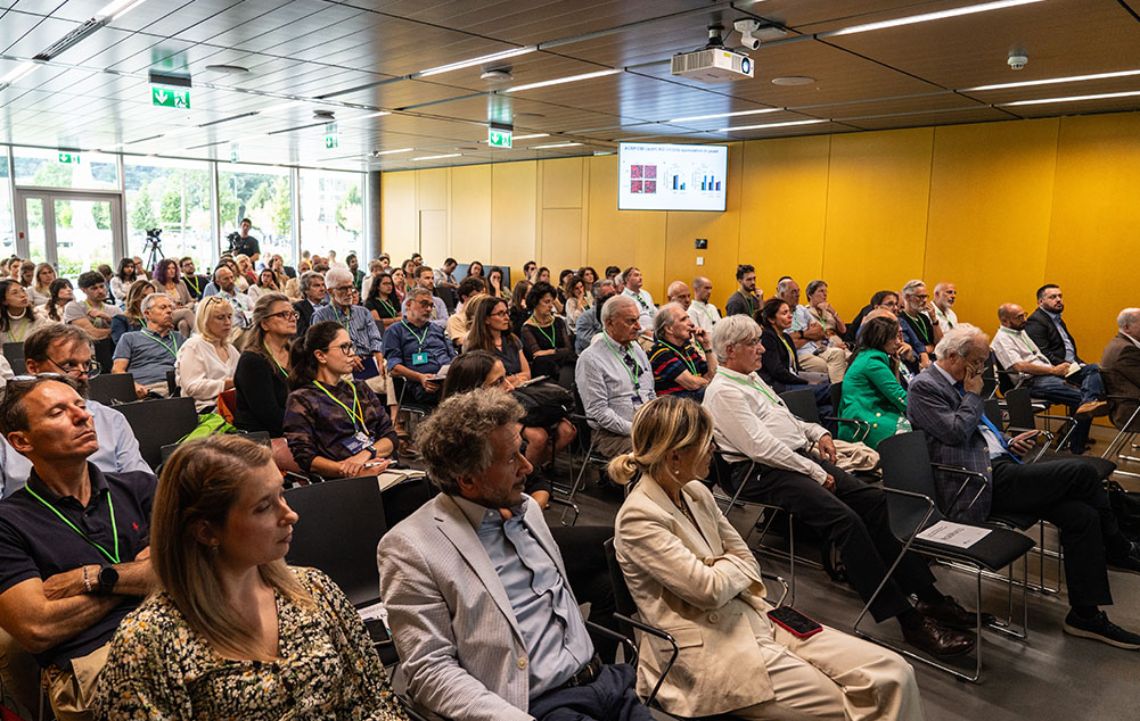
[905,365,993,522]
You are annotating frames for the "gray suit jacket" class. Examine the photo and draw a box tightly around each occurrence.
[906,366,994,522]
[377,493,573,721]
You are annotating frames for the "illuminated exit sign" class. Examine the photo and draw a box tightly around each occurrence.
[488,127,512,149]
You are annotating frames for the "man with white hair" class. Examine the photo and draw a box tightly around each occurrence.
[648,303,714,400]
[313,266,386,381]
[932,282,958,331]
[1101,308,1140,431]
[210,264,251,329]
[898,280,942,368]
[111,293,184,398]
[688,276,720,334]
[574,280,617,354]
[575,295,655,457]
[779,278,847,383]
[909,324,1140,650]
[703,315,976,658]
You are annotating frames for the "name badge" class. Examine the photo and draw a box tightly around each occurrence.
[412,351,430,366]
[343,431,372,455]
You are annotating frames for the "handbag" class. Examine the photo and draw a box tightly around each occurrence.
[512,379,573,429]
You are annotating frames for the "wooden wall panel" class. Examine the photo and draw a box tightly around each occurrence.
[450,164,492,262]
[490,161,538,281]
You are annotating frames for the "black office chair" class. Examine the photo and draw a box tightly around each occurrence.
[3,341,25,375]
[862,432,1035,683]
[88,372,137,406]
[779,388,871,443]
[116,396,199,469]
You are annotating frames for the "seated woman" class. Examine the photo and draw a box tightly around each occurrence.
[486,265,510,300]
[465,295,531,387]
[612,396,923,721]
[42,277,73,323]
[112,281,154,345]
[0,279,49,345]
[29,262,56,306]
[150,258,196,337]
[509,279,531,336]
[520,281,574,386]
[92,435,407,721]
[758,297,833,417]
[466,259,484,280]
[838,315,911,449]
[247,266,281,302]
[364,271,401,329]
[176,295,240,412]
[563,274,589,332]
[111,257,139,304]
[284,321,396,479]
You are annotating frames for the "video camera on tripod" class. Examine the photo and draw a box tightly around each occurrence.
[143,228,163,272]
[225,230,241,255]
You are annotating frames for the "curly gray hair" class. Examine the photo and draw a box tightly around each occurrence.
[414,390,525,494]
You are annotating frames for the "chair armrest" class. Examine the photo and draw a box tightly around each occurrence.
[930,463,990,512]
[879,486,939,542]
[824,416,872,440]
[613,612,677,706]
[585,620,638,664]
[548,496,580,526]
[761,572,790,607]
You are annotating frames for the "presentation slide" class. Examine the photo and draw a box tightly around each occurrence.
[618,142,728,211]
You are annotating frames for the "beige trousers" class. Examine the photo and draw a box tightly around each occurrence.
[733,624,923,721]
[42,644,110,721]
[798,346,849,383]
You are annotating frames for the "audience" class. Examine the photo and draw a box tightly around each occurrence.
[838,316,911,448]
[313,266,386,385]
[509,278,532,335]
[0,376,156,721]
[0,325,149,497]
[446,275,486,346]
[378,390,652,721]
[992,303,1108,453]
[465,295,531,387]
[178,257,207,301]
[574,279,617,354]
[613,395,923,720]
[487,265,510,300]
[112,293,184,398]
[247,266,281,302]
[148,258,195,338]
[382,287,456,407]
[110,281,153,346]
[1101,308,1140,432]
[621,266,656,335]
[907,324,1140,650]
[0,279,49,345]
[578,265,598,296]
[29,262,56,306]
[703,314,977,658]
[43,278,73,323]
[467,259,485,279]
[412,265,448,326]
[175,296,239,412]
[91,435,407,720]
[563,274,589,331]
[846,289,901,346]
[360,258,384,300]
[779,278,848,383]
[209,264,252,330]
[365,271,403,329]
[284,321,396,478]
[109,258,137,303]
[649,302,715,400]
[292,270,327,337]
[933,282,958,331]
[725,264,761,318]
[688,275,720,334]
[521,281,575,386]
[757,298,833,415]
[898,280,941,368]
[575,295,655,457]
[233,293,299,472]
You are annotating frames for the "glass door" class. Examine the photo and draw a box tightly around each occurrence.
[13,190,124,281]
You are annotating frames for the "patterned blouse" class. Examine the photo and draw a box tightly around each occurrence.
[93,567,406,721]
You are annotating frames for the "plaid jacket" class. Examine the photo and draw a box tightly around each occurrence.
[906,366,994,522]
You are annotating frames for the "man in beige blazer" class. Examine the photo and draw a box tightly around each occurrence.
[1101,308,1140,430]
[378,390,651,721]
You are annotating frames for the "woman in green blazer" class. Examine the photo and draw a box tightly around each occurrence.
[838,315,910,448]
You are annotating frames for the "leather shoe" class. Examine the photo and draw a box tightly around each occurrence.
[1075,400,1109,419]
[916,595,996,631]
[902,615,975,657]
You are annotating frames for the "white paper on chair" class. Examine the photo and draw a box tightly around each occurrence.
[916,521,991,548]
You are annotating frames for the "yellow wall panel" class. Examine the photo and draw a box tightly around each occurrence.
[1046,113,1140,357]
[542,157,584,209]
[739,135,830,301]
[380,171,417,261]
[823,128,934,317]
[540,209,584,276]
[924,119,1059,332]
[585,155,666,291]
[491,161,538,281]
[416,168,448,211]
[450,164,492,262]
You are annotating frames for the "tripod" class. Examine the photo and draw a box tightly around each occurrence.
[143,229,164,274]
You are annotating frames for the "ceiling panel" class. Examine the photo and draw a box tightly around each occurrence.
[839,105,1012,130]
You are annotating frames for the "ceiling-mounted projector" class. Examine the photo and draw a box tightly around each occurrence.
[671,25,753,83]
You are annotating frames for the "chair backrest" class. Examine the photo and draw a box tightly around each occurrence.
[3,341,25,374]
[285,475,387,607]
[983,399,1005,430]
[602,537,639,621]
[381,474,438,531]
[160,431,271,465]
[1002,387,1037,430]
[116,396,199,468]
[829,381,844,413]
[876,431,946,537]
[88,372,137,406]
[778,388,819,424]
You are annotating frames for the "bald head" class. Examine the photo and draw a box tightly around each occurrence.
[666,281,691,309]
[997,303,1028,330]
[693,276,713,302]
[1118,308,1140,337]
[933,282,957,311]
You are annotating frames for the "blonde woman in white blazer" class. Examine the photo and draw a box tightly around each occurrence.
[176,295,240,411]
[612,396,923,721]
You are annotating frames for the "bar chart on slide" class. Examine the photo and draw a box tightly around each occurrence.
[618,143,727,211]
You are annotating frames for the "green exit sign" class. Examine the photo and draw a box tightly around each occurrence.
[151,86,191,109]
[324,122,339,149]
[488,128,512,149]
[57,152,80,164]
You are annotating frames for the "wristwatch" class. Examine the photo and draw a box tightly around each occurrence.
[365,445,378,459]
[97,565,119,595]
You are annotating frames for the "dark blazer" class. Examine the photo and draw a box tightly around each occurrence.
[758,324,806,392]
[1026,308,1083,365]
[906,365,993,523]
[294,298,317,338]
[1101,333,1140,430]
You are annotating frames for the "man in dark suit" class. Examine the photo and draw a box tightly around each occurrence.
[292,270,326,338]
[1101,308,1140,431]
[908,324,1140,650]
[1027,284,1086,365]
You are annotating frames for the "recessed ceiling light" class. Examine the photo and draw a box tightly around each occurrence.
[513,133,550,140]
[416,47,535,78]
[372,148,413,156]
[963,69,1140,92]
[531,142,582,149]
[515,112,546,118]
[718,119,828,132]
[1001,89,1140,106]
[669,108,781,123]
[771,76,815,86]
[505,69,621,93]
[0,61,38,87]
[96,0,150,21]
[206,64,250,75]
[411,153,462,161]
[828,0,1042,37]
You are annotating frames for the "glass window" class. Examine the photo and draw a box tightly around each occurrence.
[218,163,293,264]
[0,148,14,259]
[299,169,363,263]
[124,157,214,273]
[12,147,119,191]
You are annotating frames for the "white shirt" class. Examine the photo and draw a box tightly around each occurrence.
[574,333,655,435]
[622,288,656,333]
[1122,332,1140,350]
[688,300,720,334]
[702,367,831,484]
[990,326,1053,383]
[934,305,958,331]
[175,335,240,411]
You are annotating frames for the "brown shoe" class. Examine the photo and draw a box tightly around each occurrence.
[902,615,975,657]
[915,595,996,631]
[1075,400,1109,419]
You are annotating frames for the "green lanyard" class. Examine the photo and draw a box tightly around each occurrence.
[778,330,798,371]
[716,368,782,407]
[85,300,107,328]
[331,304,352,331]
[630,292,649,311]
[142,330,179,359]
[264,343,288,378]
[604,335,642,389]
[377,297,398,318]
[26,485,120,565]
[314,380,365,431]
[658,340,697,375]
[531,320,557,348]
[185,275,200,296]
[401,320,428,351]
[903,312,931,344]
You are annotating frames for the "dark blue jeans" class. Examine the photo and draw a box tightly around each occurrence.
[1027,363,1105,451]
[529,663,652,721]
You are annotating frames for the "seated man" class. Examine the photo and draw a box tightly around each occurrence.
[293,270,327,338]
[778,277,847,383]
[178,257,208,301]
[63,271,122,343]
[412,265,449,327]
[382,287,456,407]
[688,275,720,334]
[0,377,156,721]
[378,390,651,721]
[703,315,976,658]
[1101,308,1140,431]
[898,280,942,368]
[908,324,1140,649]
[313,266,386,383]
[574,280,616,354]
[933,282,958,331]
[992,303,1108,453]
[209,264,251,329]
[725,264,761,318]
[649,302,715,400]
[575,295,656,457]
[0,325,149,497]
[620,267,656,336]
[111,293,184,398]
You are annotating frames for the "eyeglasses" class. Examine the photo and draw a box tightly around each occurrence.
[325,342,357,356]
[331,285,355,294]
[489,310,509,318]
[268,310,299,320]
[46,358,101,378]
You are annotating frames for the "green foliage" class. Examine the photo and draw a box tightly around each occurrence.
[160,189,184,228]
[32,162,73,188]
[91,202,110,230]
[335,182,362,237]
[272,177,291,236]
[131,186,158,230]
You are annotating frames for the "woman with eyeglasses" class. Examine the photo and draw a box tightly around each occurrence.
[176,296,240,412]
[111,281,155,345]
[29,263,56,306]
[283,321,396,479]
[0,279,49,345]
[464,296,531,388]
[234,294,299,470]
[364,272,401,329]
